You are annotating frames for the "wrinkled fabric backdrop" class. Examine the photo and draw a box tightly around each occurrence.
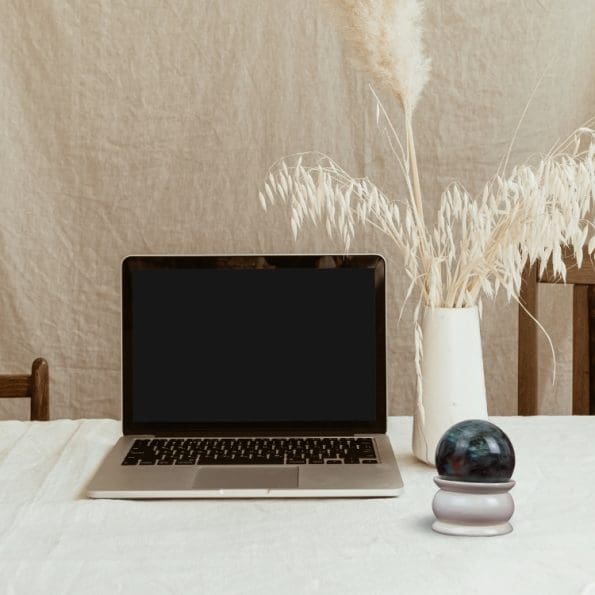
[0,0,593,420]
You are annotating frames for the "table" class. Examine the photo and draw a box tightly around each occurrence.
[1,417,594,594]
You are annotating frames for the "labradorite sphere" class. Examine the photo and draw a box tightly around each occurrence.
[435,420,515,482]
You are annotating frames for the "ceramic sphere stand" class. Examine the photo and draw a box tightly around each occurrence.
[432,477,516,536]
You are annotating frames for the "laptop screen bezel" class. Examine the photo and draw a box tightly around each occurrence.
[122,254,387,436]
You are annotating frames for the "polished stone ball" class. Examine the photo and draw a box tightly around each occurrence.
[435,420,515,482]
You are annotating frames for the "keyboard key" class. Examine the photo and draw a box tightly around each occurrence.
[123,437,377,465]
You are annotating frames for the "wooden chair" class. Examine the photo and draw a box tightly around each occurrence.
[518,248,595,415]
[0,358,50,420]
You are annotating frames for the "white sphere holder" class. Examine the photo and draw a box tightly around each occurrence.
[432,477,516,536]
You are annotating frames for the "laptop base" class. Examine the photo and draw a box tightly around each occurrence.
[87,434,403,499]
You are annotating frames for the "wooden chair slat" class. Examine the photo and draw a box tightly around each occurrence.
[30,358,49,421]
[540,248,595,285]
[589,287,595,415]
[0,358,49,420]
[518,264,538,415]
[518,248,595,415]
[541,266,595,285]
[572,285,590,414]
[0,376,31,398]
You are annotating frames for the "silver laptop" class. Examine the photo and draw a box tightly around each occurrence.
[87,255,403,498]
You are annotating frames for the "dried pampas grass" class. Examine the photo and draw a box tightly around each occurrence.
[327,0,431,114]
[326,0,431,260]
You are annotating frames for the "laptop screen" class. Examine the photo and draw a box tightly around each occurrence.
[123,255,386,434]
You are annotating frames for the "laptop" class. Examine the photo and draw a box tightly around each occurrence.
[87,254,404,498]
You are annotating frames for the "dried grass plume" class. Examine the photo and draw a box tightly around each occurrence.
[327,0,431,113]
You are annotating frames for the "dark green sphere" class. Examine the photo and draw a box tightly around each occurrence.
[435,420,515,482]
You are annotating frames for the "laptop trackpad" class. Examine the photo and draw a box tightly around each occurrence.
[194,467,298,490]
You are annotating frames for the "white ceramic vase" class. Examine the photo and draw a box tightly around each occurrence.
[412,306,488,465]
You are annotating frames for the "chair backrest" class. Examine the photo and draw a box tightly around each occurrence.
[518,248,595,415]
[0,358,49,421]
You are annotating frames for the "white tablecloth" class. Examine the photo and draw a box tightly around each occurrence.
[1,417,594,595]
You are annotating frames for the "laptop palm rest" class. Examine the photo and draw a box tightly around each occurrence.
[194,467,299,490]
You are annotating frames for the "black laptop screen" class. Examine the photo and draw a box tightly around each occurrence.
[124,256,385,432]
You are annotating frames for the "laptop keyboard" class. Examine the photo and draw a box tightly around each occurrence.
[122,437,378,465]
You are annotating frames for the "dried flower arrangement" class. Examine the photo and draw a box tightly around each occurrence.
[258,0,595,408]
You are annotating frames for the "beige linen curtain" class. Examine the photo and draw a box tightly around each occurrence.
[0,0,593,419]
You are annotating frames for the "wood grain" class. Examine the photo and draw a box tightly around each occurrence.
[0,358,49,421]
[540,248,595,285]
[518,263,538,415]
[0,375,30,398]
[590,287,595,415]
[519,248,595,416]
[31,358,50,421]
[572,286,590,415]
